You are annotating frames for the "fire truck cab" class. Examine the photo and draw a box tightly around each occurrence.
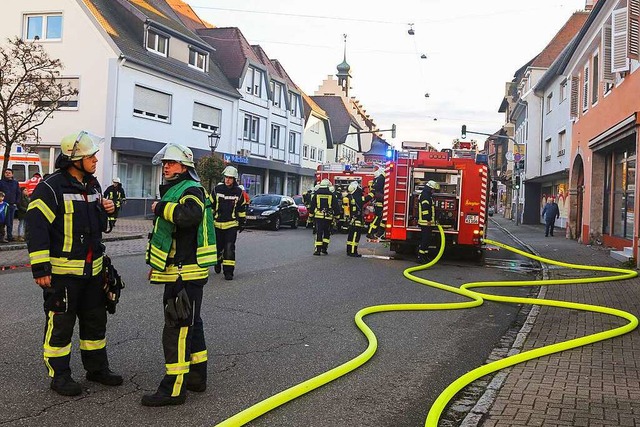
[384,142,490,259]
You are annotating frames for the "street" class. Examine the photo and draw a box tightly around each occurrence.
[0,223,537,427]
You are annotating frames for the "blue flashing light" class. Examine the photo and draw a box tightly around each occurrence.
[385,148,394,159]
[475,153,488,165]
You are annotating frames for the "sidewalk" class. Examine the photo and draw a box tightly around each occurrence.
[0,217,149,269]
[468,216,640,426]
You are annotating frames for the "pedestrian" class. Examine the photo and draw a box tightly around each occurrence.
[238,184,250,205]
[212,166,247,281]
[309,178,339,255]
[541,196,560,237]
[345,180,372,257]
[366,166,386,239]
[16,187,30,241]
[25,131,123,397]
[0,191,7,242]
[103,177,126,230]
[25,172,42,196]
[0,168,21,242]
[144,142,217,406]
[417,180,440,263]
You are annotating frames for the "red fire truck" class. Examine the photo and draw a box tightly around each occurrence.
[315,163,379,227]
[383,141,490,259]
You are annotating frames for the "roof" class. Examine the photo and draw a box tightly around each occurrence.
[311,96,362,144]
[165,0,214,31]
[530,11,589,68]
[82,0,239,98]
[197,27,265,86]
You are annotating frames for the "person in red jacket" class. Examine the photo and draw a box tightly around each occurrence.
[25,172,42,196]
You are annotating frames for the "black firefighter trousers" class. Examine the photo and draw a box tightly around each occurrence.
[42,275,110,379]
[215,227,238,276]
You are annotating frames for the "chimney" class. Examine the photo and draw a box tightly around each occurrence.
[585,0,598,11]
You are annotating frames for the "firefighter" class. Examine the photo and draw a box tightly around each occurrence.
[366,166,386,239]
[213,166,246,281]
[143,143,216,406]
[309,178,339,255]
[417,180,440,263]
[26,131,122,396]
[103,177,126,230]
[346,181,367,257]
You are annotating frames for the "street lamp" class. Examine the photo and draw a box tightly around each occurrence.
[208,126,220,154]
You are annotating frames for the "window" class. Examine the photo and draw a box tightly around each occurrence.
[117,154,160,198]
[318,149,324,162]
[546,92,553,113]
[245,67,263,97]
[591,53,599,105]
[544,138,551,162]
[271,81,284,108]
[189,48,207,72]
[303,144,309,159]
[35,77,79,110]
[271,124,281,148]
[133,85,171,122]
[559,80,567,102]
[24,14,63,41]
[288,132,297,153]
[192,102,220,131]
[558,130,566,156]
[147,29,168,56]
[582,65,589,112]
[243,114,259,141]
[289,92,300,116]
[310,146,317,161]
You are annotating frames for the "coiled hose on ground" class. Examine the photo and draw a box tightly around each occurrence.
[216,226,638,427]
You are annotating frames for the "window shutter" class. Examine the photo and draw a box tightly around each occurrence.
[193,103,220,127]
[582,67,589,111]
[602,25,614,82]
[134,85,170,118]
[570,76,579,118]
[629,0,640,60]
[612,8,629,72]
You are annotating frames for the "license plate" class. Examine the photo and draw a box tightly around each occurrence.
[465,214,479,224]
[246,215,257,220]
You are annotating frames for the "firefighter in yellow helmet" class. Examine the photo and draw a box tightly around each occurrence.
[212,165,246,280]
[366,166,386,239]
[309,178,339,255]
[143,143,216,406]
[417,180,440,263]
[26,131,123,396]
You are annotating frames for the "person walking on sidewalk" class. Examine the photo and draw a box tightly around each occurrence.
[0,191,8,242]
[144,143,216,406]
[0,168,21,242]
[25,131,123,396]
[542,196,560,237]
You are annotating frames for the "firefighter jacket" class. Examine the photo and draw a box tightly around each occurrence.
[418,188,435,226]
[369,174,385,207]
[26,170,108,278]
[302,190,312,208]
[309,187,339,220]
[348,188,367,228]
[212,182,246,229]
[147,174,212,284]
[103,185,126,209]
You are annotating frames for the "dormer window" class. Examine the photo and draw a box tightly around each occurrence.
[189,48,207,72]
[146,29,168,56]
[245,66,263,97]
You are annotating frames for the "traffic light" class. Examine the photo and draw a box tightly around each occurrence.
[515,175,520,190]
[391,124,397,139]
[461,125,467,139]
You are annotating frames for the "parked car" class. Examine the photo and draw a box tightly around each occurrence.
[246,194,299,231]
[488,205,495,216]
[293,195,309,225]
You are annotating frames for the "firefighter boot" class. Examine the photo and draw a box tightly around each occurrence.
[186,363,207,392]
[51,374,82,396]
[86,368,123,386]
[214,264,221,274]
[141,391,186,407]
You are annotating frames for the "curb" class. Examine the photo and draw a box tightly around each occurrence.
[0,234,145,253]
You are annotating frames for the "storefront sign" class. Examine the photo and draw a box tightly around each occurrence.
[223,153,249,164]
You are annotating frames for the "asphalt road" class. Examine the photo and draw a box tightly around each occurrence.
[0,224,536,427]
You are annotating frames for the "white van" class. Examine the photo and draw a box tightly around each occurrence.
[1,144,43,187]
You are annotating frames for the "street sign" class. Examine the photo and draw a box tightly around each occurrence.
[505,151,514,162]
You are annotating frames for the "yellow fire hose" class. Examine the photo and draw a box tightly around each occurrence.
[216,226,638,427]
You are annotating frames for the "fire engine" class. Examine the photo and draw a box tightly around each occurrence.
[315,163,380,227]
[0,144,42,188]
[383,140,490,259]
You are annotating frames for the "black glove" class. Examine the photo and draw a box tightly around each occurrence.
[164,288,192,327]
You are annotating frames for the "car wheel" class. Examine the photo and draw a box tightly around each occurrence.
[271,215,281,231]
[291,214,298,229]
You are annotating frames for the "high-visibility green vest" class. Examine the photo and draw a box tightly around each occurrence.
[147,180,217,271]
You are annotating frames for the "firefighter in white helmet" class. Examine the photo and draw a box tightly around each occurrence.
[143,143,216,406]
[345,180,371,257]
[212,165,246,280]
[309,178,339,255]
[26,131,122,396]
[417,180,440,263]
[103,177,126,230]
[366,166,386,239]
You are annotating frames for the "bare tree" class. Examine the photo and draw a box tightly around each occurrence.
[0,36,77,171]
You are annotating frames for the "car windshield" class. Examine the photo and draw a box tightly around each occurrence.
[251,195,280,206]
[293,195,303,205]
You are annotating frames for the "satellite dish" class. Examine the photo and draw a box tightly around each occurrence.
[505,151,514,162]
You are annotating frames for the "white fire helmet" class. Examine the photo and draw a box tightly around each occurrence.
[374,166,385,178]
[222,165,239,180]
[152,143,199,181]
[348,181,359,194]
[59,131,102,161]
[113,177,121,184]
[426,180,440,190]
[319,178,331,188]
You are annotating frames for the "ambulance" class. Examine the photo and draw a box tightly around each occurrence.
[383,140,490,259]
[0,144,43,188]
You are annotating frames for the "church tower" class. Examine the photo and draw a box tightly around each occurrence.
[336,34,351,96]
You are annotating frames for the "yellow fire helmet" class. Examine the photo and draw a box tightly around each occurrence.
[59,131,102,161]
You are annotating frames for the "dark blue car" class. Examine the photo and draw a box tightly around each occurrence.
[245,194,299,231]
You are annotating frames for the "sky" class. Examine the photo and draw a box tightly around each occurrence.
[185,0,589,149]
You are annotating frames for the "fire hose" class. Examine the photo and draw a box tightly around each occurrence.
[216,225,638,426]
